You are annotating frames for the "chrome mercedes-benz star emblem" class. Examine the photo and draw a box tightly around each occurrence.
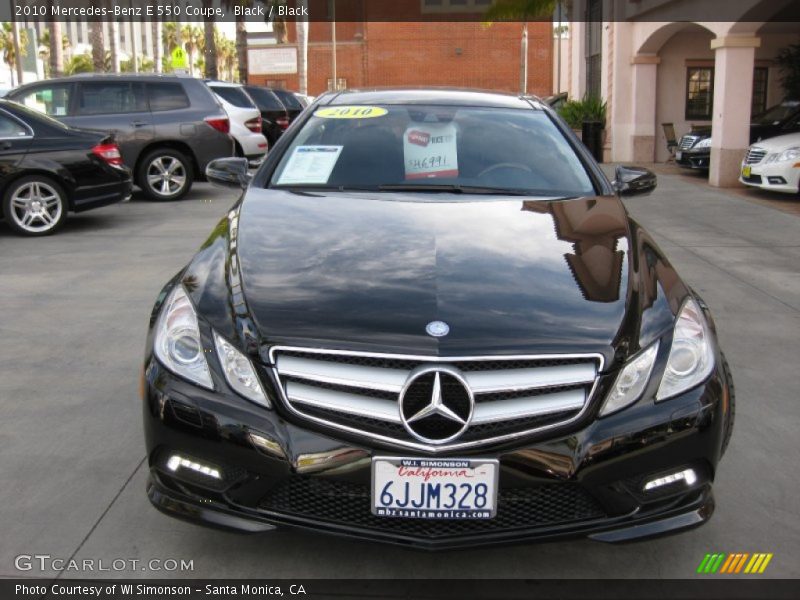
[425,320,450,337]
[399,365,473,444]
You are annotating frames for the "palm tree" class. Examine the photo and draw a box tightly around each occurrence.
[65,53,93,75]
[10,14,23,84]
[0,23,28,86]
[484,0,561,94]
[152,20,163,73]
[182,25,203,76]
[162,22,180,54]
[235,10,248,83]
[38,30,70,78]
[109,19,120,73]
[203,8,218,79]
[90,21,105,72]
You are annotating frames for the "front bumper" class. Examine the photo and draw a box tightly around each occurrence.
[740,160,800,194]
[142,354,732,550]
[676,148,710,170]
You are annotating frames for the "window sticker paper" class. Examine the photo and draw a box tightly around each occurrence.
[403,122,459,179]
[277,145,344,185]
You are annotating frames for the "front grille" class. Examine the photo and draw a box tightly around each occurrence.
[745,147,767,164]
[259,477,606,539]
[270,347,601,451]
[679,135,700,150]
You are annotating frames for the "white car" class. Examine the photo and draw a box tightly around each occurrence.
[207,82,268,164]
[740,132,800,194]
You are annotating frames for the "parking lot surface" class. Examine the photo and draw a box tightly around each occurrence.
[1,174,798,579]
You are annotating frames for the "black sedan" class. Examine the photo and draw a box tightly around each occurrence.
[0,100,131,236]
[142,89,734,549]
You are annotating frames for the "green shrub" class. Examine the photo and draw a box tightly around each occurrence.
[558,94,607,129]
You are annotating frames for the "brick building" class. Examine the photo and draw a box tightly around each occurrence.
[246,5,553,97]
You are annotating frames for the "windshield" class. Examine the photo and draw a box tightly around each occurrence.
[754,100,799,124]
[269,104,595,196]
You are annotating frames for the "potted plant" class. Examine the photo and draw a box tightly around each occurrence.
[558,94,607,160]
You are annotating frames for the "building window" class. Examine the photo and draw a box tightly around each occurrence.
[685,67,714,120]
[585,0,602,98]
[752,67,768,116]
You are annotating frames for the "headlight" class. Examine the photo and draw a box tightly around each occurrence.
[600,343,659,416]
[694,137,712,149]
[771,146,800,163]
[656,297,715,401]
[154,285,213,389]
[213,332,270,407]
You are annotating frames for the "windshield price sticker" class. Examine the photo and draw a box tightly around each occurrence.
[403,122,459,179]
[276,145,343,184]
[314,106,388,119]
[372,457,498,519]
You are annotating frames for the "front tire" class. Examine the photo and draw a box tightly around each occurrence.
[137,149,193,201]
[2,175,67,236]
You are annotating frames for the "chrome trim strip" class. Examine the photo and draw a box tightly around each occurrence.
[268,345,605,454]
[472,389,586,424]
[286,381,402,423]
[465,363,596,394]
[277,355,406,393]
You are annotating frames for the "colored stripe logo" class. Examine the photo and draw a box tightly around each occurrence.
[697,553,773,574]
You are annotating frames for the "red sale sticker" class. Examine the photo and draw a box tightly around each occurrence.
[403,122,459,180]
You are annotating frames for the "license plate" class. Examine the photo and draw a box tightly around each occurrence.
[676,150,682,160]
[371,457,498,519]
[742,165,751,178]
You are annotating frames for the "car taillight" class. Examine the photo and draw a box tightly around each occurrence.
[277,116,290,130]
[205,116,230,134]
[245,116,262,133]
[92,142,123,166]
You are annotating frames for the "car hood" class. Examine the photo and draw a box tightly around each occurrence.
[186,190,684,368]
[748,131,800,151]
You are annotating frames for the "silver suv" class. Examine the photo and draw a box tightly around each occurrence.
[8,74,234,201]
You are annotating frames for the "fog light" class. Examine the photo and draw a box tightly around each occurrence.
[643,468,697,491]
[166,454,222,480]
[767,176,787,185]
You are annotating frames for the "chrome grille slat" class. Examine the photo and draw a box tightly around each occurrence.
[745,147,767,165]
[472,389,586,424]
[287,381,403,423]
[679,135,699,150]
[465,363,596,394]
[271,346,603,452]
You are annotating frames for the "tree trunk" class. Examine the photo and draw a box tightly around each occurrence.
[90,22,105,72]
[203,14,218,79]
[153,20,163,73]
[11,15,24,84]
[236,14,248,84]
[109,21,120,73]
[50,20,64,77]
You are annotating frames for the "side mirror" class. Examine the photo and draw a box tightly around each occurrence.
[613,165,657,197]
[206,158,251,189]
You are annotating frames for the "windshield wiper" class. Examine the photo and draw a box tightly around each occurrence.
[378,184,534,196]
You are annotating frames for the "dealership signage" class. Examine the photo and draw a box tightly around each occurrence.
[248,46,298,75]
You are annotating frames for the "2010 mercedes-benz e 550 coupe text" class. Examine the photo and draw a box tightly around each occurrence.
[142,89,734,549]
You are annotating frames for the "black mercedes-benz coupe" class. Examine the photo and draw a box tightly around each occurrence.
[0,99,131,236]
[142,89,734,549]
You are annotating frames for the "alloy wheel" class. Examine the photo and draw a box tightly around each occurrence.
[146,156,187,198]
[8,181,63,234]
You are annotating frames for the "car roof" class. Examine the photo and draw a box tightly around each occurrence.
[320,88,543,109]
[14,73,200,86]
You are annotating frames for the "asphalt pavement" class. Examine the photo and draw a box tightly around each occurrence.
[1,174,798,579]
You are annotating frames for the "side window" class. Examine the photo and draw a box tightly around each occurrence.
[15,84,72,117]
[0,113,29,138]
[147,83,190,112]
[77,82,146,115]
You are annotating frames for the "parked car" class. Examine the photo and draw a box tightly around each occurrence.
[7,74,233,201]
[740,131,800,194]
[243,85,290,148]
[0,99,131,236]
[269,87,305,124]
[206,81,268,164]
[294,92,314,108]
[676,99,800,171]
[143,89,734,549]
